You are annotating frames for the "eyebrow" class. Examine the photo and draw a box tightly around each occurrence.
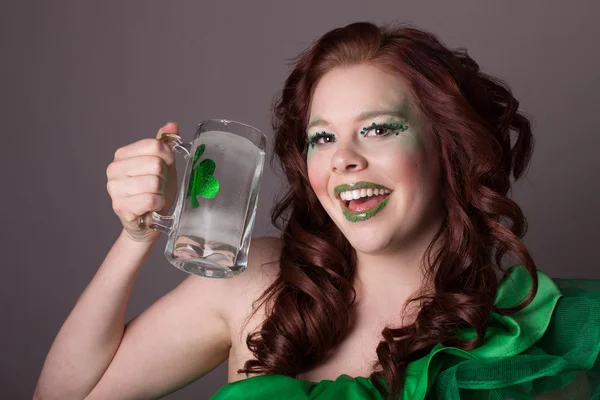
[306,109,408,131]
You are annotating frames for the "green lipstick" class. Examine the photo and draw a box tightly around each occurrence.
[335,182,392,223]
[342,196,390,222]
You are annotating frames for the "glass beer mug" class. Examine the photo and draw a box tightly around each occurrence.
[139,119,266,278]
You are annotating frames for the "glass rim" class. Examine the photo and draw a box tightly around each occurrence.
[197,118,262,134]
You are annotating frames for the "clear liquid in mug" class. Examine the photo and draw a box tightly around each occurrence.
[166,130,265,278]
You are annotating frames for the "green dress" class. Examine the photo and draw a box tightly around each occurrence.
[210,265,600,399]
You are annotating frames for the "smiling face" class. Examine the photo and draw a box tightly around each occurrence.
[306,63,443,255]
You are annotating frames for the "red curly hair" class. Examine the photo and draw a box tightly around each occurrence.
[239,22,536,399]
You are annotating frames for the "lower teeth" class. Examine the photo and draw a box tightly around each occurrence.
[345,194,389,209]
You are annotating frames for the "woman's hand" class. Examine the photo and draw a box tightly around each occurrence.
[106,122,179,243]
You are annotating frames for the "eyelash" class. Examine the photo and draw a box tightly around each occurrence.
[360,122,408,137]
[306,122,409,149]
[307,132,335,148]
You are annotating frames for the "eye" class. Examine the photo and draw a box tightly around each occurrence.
[360,122,408,137]
[307,131,335,148]
[370,126,392,136]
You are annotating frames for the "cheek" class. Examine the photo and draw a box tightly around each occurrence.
[307,158,329,197]
[390,158,420,188]
[380,146,433,191]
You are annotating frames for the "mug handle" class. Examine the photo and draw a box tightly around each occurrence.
[138,132,192,234]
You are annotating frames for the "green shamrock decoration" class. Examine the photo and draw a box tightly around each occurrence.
[186,144,220,208]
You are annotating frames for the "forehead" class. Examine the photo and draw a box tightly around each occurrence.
[309,64,412,123]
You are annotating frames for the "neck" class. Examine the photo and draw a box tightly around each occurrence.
[353,218,442,312]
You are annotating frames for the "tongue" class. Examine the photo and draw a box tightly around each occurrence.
[348,194,388,212]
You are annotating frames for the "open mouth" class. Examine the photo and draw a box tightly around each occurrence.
[334,182,393,222]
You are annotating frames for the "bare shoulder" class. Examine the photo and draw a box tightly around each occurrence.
[179,236,282,338]
[222,236,283,380]
[225,236,282,315]
[235,236,282,285]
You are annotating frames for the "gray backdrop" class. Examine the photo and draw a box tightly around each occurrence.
[2,1,599,399]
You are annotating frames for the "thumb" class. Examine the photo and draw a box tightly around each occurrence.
[156,121,180,139]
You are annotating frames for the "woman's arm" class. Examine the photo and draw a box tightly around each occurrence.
[33,230,232,400]
[34,231,162,399]
[33,234,278,400]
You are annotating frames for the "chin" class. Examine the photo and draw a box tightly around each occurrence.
[348,238,394,255]
[338,221,397,254]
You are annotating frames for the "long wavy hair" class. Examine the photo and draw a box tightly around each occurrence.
[239,22,536,399]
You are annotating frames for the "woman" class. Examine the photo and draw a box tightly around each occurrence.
[35,22,600,399]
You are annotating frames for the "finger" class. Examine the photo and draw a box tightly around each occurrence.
[115,193,166,222]
[107,175,166,198]
[156,121,180,139]
[107,155,167,180]
[114,138,175,166]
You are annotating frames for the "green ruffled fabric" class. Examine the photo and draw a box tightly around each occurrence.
[210,265,600,399]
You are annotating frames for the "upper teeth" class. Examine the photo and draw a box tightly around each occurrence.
[339,188,391,201]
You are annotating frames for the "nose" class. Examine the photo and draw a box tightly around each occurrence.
[331,145,368,173]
